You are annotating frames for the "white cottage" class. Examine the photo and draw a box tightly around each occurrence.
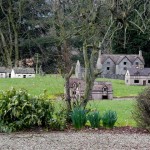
[125,67,150,86]
[11,68,35,78]
[0,67,7,78]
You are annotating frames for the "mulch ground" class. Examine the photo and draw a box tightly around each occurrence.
[18,126,149,135]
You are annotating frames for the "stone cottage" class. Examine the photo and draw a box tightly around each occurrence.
[69,78,113,100]
[96,50,144,75]
[125,67,150,86]
[11,68,35,78]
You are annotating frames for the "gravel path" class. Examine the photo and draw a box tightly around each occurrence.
[0,132,150,150]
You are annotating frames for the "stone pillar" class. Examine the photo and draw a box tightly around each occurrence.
[75,60,82,79]
[96,50,102,70]
[139,50,142,57]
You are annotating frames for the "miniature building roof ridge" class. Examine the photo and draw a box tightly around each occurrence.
[0,67,11,73]
[13,67,35,74]
[100,54,144,65]
[127,67,150,76]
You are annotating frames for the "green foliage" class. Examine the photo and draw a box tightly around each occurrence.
[71,106,87,130]
[102,110,117,128]
[133,87,150,132]
[87,110,101,128]
[49,104,67,130]
[0,88,66,132]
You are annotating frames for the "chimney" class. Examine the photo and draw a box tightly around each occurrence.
[139,50,142,57]
[98,50,101,58]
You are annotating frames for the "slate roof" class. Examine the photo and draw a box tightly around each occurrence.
[100,54,144,65]
[127,68,150,76]
[0,67,6,73]
[69,78,113,91]
[0,67,11,73]
[13,68,35,74]
[93,81,112,91]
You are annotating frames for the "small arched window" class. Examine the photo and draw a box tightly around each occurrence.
[103,87,108,92]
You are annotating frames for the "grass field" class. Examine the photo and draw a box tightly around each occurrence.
[87,100,136,127]
[0,75,145,97]
[0,75,64,96]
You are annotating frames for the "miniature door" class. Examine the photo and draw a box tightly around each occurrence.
[102,86,108,99]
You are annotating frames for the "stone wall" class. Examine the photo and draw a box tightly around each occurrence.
[99,74,125,80]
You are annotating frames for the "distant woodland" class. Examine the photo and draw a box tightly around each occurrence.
[0,0,150,73]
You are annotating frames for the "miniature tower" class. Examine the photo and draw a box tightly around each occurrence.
[75,60,82,79]
[96,50,102,70]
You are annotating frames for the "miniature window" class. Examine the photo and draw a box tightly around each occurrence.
[107,62,110,65]
[126,80,128,83]
[73,82,77,88]
[103,87,108,92]
[135,62,139,65]
[72,91,76,95]
[134,80,139,83]
[124,62,127,65]
[148,80,150,83]
[107,67,110,70]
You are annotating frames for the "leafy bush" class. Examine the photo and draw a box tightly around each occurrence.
[71,106,87,129]
[49,104,67,130]
[0,88,66,132]
[87,110,101,128]
[133,87,150,131]
[102,110,117,128]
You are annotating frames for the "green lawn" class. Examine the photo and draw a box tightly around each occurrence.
[0,75,145,98]
[87,99,136,127]
[0,75,64,96]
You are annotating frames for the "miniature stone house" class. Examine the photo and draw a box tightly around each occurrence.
[69,78,113,100]
[96,50,145,75]
[125,67,150,86]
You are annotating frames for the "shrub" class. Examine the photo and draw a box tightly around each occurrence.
[49,104,67,130]
[71,106,87,129]
[0,88,66,132]
[133,87,150,131]
[102,110,117,128]
[87,110,101,128]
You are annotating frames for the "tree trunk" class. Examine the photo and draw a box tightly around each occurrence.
[64,66,74,109]
[0,30,12,67]
[81,42,97,108]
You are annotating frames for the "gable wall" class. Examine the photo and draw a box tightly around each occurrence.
[133,58,144,68]
[102,58,115,74]
[117,57,132,75]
